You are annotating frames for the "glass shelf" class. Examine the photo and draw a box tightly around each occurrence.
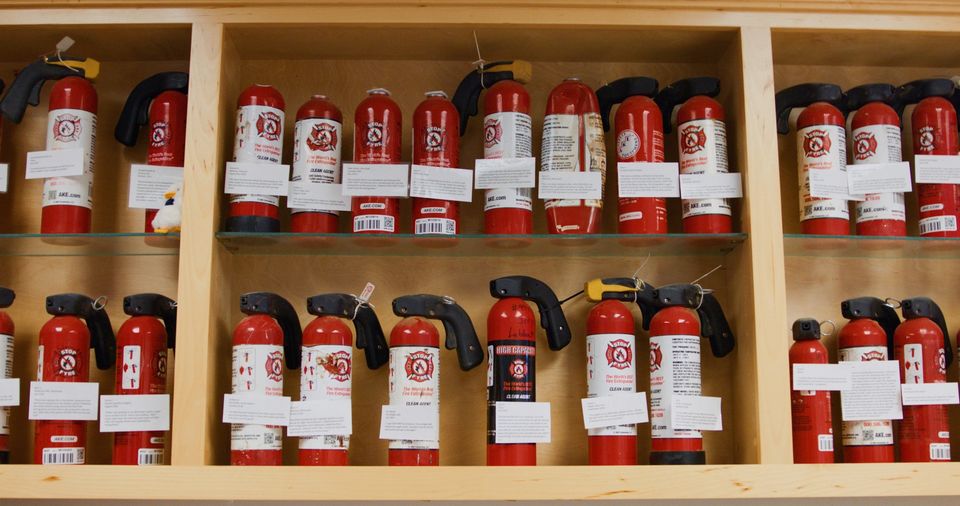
[0,233,180,257]
[784,234,960,259]
[217,232,746,258]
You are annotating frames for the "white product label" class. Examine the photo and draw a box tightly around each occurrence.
[493,401,551,443]
[42,175,94,208]
[120,345,142,390]
[222,393,290,425]
[28,381,99,420]
[930,443,952,461]
[903,343,924,384]
[0,378,19,407]
[299,344,351,450]
[901,382,960,406]
[679,173,743,199]
[415,218,456,235]
[224,162,290,197]
[914,154,960,184]
[42,447,84,465]
[231,344,284,451]
[138,448,164,465]
[581,392,648,430]
[291,118,342,215]
[798,124,849,221]
[388,346,439,450]
[792,363,853,391]
[617,162,680,198]
[484,112,532,159]
[379,404,440,442]
[586,333,637,436]
[538,171,602,200]
[670,395,722,431]
[851,124,905,224]
[353,215,395,233]
[128,165,184,209]
[650,334,701,440]
[839,346,894,446]
[41,109,96,209]
[99,394,170,432]
[0,334,13,436]
[341,163,409,197]
[231,104,284,206]
[847,162,912,195]
[541,113,605,209]
[287,181,351,211]
[808,168,856,200]
[679,118,732,219]
[288,399,352,437]
[474,158,536,190]
[409,164,474,202]
[919,216,958,235]
[0,163,8,193]
[840,361,903,421]
[26,149,85,179]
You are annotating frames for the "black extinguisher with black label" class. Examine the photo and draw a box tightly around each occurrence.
[0,287,14,463]
[789,318,834,464]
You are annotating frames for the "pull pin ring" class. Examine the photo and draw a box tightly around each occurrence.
[441,295,456,305]
[819,320,837,337]
[884,297,902,309]
[693,284,706,311]
[92,295,108,311]
[349,294,373,321]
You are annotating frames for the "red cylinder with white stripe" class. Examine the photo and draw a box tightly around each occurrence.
[352,88,402,234]
[797,103,850,235]
[483,80,534,234]
[388,317,440,466]
[299,316,352,465]
[913,97,960,237]
[231,316,285,465]
[615,95,666,233]
[412,91,460,235]
[678,96,732,233]
[291,95,343,233]
[586,300,637,465]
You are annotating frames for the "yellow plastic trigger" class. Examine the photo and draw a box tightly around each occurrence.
[46,56,100,79]
[485,60,532,85]
[585,278,638,303]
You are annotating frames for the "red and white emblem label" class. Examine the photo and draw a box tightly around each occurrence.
[256,111,282,141]
[319,350,352,382]
[150,121,169,148]
[917,126,936,153]
[264,351,284,382]
[510,358,528,380]
[853,131,878,161]
[680,124,707,155]
[300,344,352,451]
[53,114,82,143]
[424,126,445,152]
[586,333,637,437]
[484,119,503,149]
[605,339,633,370]
[404,351,435,383]
[365,121,385,147]
[389,346,439,450]
[616,130,641,159]
[307,122,338,152]
[802,129,832,158]
[56,348,79,377]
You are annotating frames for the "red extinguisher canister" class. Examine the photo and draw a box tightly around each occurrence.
[227,84,286,232]
[657,77,734,234]
[838,297,900,463]
[352,88,402,234]
[35,293,115,465]
[843,84,907,237]
[230,292,302,466]
[452,61,534,234]
[894,297,953,462]
[541,78,607,234]
[299,293,390,465]
[897,79,960,237]
[389,295,483,465]
[291,95,343,233]
[647,284,735,465]
[412,91,461,235]
[486,276,572,465]
[596,77,665,234]
[0,288,14,464]
[789,318,834,464]
[775,83,850,235]
[113,293,177,465]
[115,72,189,233]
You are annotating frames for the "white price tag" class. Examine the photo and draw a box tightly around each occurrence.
[538,171,602,200]
[670,395,722,431]
[679,173,742,199]
[847,162,912,195]
[409,165,474,202]
[0,378,20,406]
[915,155,960,184]
[617,162,680,198]
[840,361,903,421]
[474,157,536,189]
[29,381,99,421]
[342,163,410,197]
[494,401,551,444]
[581,392,648,429]
[128,165,184,209]
[379,404,439,441]
[288,399,352,437]
[792,363,853,391]
[25,149,85,179]
[0,163,9,193]
[286,181,352,211]
[222,393,291,426]
[224,162,290,196]
[808,169,858,200]
[99,394,170,433]
[901,383,960,406]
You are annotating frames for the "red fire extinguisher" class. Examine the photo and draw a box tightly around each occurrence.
[291,95,343,233]
[113,293,176,465]
[412,91,461,235]
[352,88,402,234]
[35,293,115,465]
[389,294,483,465]
[843,84,907,237]
[897,79,960,237]
[542,78,607,234]
[0,287,14,464]
[486,276,572,466]
[894,297,953,462]
[451,61,534,234]
[298,293,389,465]
[775,83,849,235]
[657,77,734,234]
[595,77,664,234]
[646,284,735,464]
[230,292,302,466]
[115,72,189,233]
[838,296,900,463]
[789,318,834,464]
[226,84,286,232]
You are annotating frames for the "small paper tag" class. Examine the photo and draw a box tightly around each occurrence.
[25,149,85,179]
[409,165,474,202]
[342,163,410,197]
[29,381,99,421]
[128,165,184,209]
[474,158,536,189]
[808,169,857,200]
[0,378,20,406]
[357,282,375,304]
[792,363,853,391]
[222,393,291,426]
[679,173,743,199]
[0,163,9,193]
[847,162,912,195]
[581,392,648,429]
[840,361,903,421]
[915,155,960,184]
[286,181,352,211]
[224,162,290,196]
[288,399,352,437]
[494,401,551,444]
[99,394,170,433]
[538,171,602,200]
[670,395,722,431]
[617,162,680,198]
[379,404,439,441]
[901,382,960,406]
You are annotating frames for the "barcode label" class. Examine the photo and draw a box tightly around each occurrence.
[137,448,164,465]
[353,215,395,233]
[414,218,456,235]
[919,216,958,235]
[930,443,951,461]
[42,447,84,465]
[818,434,834,452]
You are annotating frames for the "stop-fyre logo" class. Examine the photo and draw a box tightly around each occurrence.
[853,131,878,161]
[404,351,434,382]
[510,358,528,380]
[307,123,337,152]
[256,111,282,141]
[264,351,284,382]
[680,125,707,155]
[56,348,79,377]
[803,129,832,158]
[150,121,169,148]
[320,351,352,382]
[605,339,633,370]
[649,342,663,373]
[53,113,82,142]
[483,119,502,148]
